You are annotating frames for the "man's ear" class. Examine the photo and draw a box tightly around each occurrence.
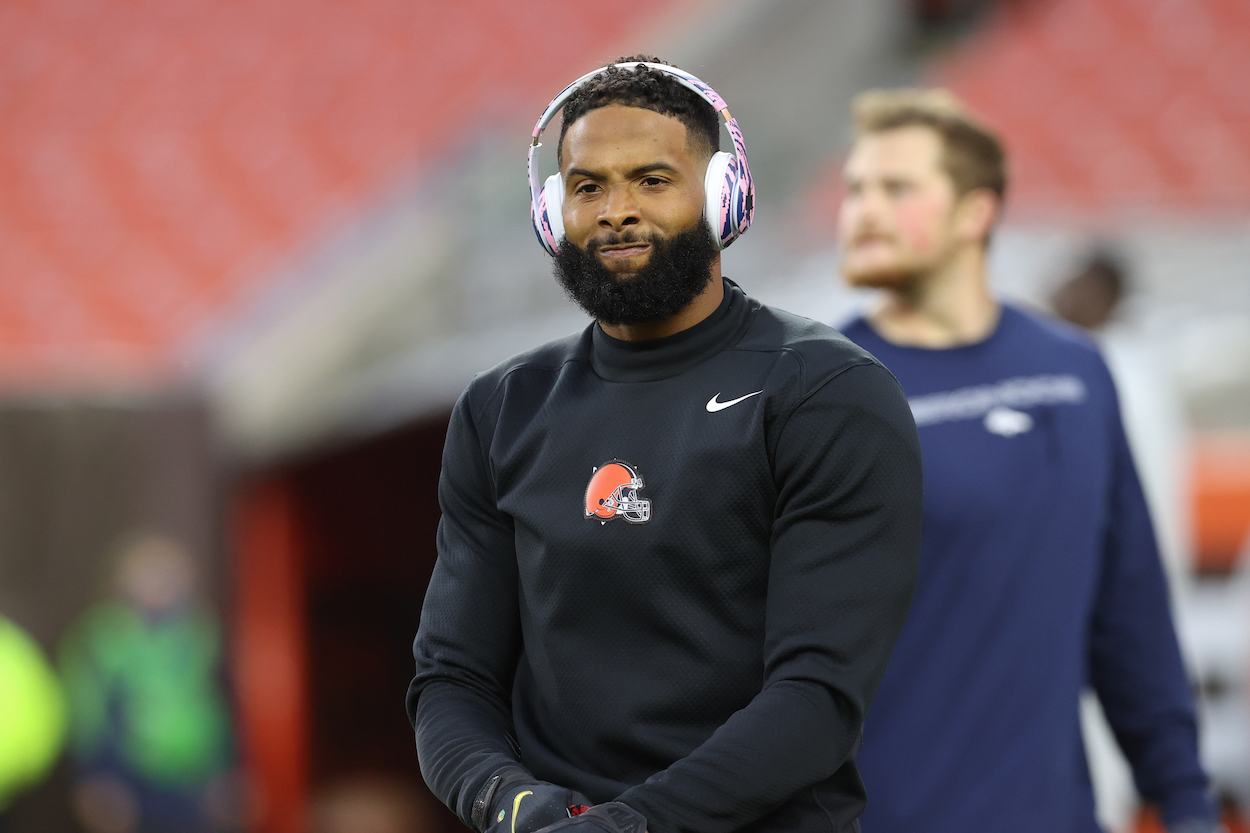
[953,188,999,244]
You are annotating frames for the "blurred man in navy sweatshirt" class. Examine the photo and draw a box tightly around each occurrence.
[836,88,1216,833]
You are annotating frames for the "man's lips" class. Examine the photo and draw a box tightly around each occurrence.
[851,233,894,247]
[596,243,651,259]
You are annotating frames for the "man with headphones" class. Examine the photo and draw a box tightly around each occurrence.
[407,57,923,833]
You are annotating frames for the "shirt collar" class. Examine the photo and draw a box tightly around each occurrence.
[589,279,752,383]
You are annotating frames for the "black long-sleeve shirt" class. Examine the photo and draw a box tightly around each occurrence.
[408,281,923,833]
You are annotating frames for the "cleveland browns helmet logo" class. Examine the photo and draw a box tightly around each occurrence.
[584,460,651,524]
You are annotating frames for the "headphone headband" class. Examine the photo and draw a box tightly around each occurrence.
[530,62,730,143]
[527,62,754,255]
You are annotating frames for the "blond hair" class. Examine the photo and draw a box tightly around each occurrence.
[851,88,1006,200]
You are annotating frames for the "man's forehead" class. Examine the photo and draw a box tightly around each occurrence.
[845,126,944,176]
[561,105,692,169]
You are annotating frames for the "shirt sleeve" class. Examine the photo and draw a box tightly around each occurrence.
[616,361,924,833]
[407,388,533,826]
[1088,391,1216,829]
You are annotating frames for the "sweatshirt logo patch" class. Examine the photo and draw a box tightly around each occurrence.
[984,405,1034,437]
[584,460,651,524]
[706,390,763,412]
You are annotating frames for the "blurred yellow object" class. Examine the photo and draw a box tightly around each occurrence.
[0,615,67,811]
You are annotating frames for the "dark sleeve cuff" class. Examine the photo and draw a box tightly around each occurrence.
[1166,821,1220,833]
[1159,789,1219,833]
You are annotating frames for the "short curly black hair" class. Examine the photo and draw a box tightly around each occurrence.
[556,55,722,166]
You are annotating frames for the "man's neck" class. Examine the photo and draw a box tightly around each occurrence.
[599,261,724,342]
[866,246,999,349]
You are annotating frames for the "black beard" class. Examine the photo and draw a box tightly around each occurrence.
[553,224,719,326]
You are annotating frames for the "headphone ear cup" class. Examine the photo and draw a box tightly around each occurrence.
[532,172,566,256]
[702,151,736,250]
[543,173,565,255]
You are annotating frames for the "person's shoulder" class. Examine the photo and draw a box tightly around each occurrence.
[744,303,879,372]
[461,326,592,414]
[1002,302,1101,357]
[63,600,140,653]
[736,301,902,410]
[833,312,875,344]
[739,304,919,449]
[1000,302,1118,392]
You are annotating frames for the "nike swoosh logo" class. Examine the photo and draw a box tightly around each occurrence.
[706,390,763,412]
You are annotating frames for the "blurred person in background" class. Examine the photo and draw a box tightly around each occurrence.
[1052,249,1199,832]
[409,57,923,833]
[1052,249,1193,595]
[0,614,66,831]
[834,89,1217,833]
[59,531,237,833]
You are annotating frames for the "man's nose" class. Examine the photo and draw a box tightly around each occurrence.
[598,185,641,230]
[842,190,884,228]
[858,185,893,216]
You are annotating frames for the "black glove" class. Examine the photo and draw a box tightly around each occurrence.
[471,770,592,833]
[536,802,647,833]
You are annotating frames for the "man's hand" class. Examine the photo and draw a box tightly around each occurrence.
[535,802,647,833]
[473,771,592,833]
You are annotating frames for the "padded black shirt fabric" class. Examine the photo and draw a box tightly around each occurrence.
[408,281,923,833]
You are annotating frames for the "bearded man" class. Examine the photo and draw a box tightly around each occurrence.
[836,88,1217,833]
[407,58,923,833]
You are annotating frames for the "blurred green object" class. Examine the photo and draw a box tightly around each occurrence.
[59,601,232,787]
[0,615,67,812]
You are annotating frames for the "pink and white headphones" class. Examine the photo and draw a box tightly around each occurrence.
[528,62,755,256]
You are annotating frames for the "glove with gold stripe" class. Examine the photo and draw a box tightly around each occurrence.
[472,770,592,833]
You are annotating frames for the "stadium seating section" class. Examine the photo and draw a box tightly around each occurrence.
[0,0,673,387]
[931,0,1250,218]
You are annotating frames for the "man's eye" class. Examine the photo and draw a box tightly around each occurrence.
[575,182,600,195]
[641,176,665,186]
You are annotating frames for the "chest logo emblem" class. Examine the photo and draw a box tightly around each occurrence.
[984,406,1034,437]
[706,390,763,412]
[585,461,651,524]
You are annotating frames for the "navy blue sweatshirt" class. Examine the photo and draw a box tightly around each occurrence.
[842,305,1214,833]
[408,282,923,833]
